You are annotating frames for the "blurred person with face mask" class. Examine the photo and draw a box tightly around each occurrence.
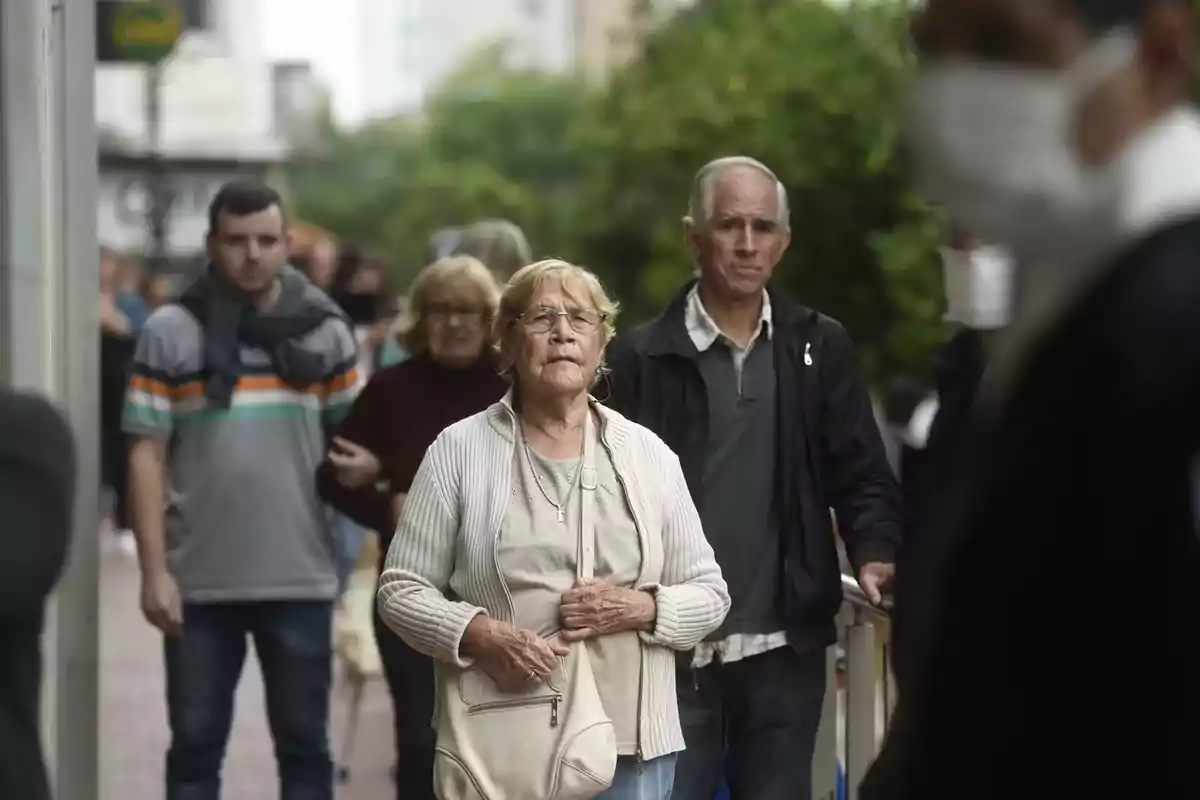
[324,247,397,592]
[329,247,396,374]
[863,2,1200,797]
[906,230,1014,484]
[889,230,1014,688]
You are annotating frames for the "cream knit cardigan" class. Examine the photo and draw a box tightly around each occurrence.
[377,393,730,759]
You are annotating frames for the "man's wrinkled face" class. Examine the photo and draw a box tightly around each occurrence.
[687,166,791,301]
[913,0,1194,166]
[206,205,289,297]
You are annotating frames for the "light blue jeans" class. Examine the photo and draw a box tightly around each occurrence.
[596,754,677,800]
[331,511,367,596]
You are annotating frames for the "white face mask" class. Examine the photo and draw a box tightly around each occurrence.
[941,245,1014,330]
[909,31,1138,258]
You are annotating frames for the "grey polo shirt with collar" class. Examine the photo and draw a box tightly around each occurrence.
[685,285,789,668]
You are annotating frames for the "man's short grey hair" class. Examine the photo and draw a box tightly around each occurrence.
[684,156,790,232]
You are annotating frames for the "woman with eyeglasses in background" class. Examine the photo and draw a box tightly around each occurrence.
[316,254,507,800]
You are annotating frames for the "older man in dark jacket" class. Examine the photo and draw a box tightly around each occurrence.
[607,156,901,800]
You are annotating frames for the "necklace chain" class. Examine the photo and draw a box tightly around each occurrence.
[521,435,582,524]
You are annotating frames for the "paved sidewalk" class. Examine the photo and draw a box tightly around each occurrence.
[99,536,396,799]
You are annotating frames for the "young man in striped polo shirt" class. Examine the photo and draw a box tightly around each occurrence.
[124,181,362,799]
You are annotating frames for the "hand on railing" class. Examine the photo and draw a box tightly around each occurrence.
[857,563,894,607]
[841,573,893,615]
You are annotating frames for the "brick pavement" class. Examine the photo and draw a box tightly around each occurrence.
[99,537,397,799]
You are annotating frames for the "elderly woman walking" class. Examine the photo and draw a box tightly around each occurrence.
[378,259,729,800]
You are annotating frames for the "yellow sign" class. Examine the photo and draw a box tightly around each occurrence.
[110,1,184,64]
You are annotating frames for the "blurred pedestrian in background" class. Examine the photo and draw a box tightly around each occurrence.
[427,226,463,262]
[379,219,533,368]
[289,227,383,592]
[877,374,932,478]
[887,229,1013,696]
[291,222,340,295]
[140,270,177,311]
[895,230,1012,574]
[329,246,397,377]
[451,218,532,281]
[319,254,507,800]
[865,1,1200,796]
[99,247,144,549]
[323,246,397,590]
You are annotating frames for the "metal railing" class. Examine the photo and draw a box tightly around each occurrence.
[811,575,895,800]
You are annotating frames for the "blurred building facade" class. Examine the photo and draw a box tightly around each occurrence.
[357,0,577,119]
[573,0,655,84]
[95,0,325,269]
[574,0,698,84]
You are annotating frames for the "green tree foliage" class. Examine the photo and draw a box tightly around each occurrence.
[284,46,591,286]
[284,0,948,381]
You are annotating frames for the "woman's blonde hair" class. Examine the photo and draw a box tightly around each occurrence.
[494,259,619,383]
[396,255,501,357]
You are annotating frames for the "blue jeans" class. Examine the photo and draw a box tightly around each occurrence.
[163,601,334,800]
[596,754,677,800]
[331,511,367,595]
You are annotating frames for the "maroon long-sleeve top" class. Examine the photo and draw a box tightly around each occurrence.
[317,354,508,555]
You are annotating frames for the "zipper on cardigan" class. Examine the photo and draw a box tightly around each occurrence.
[468,694,561,728]
[604,436,657,760]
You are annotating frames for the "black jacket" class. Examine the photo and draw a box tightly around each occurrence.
[862,217,1200,799]
[0,389,76,800]
[604,283,902,652]
[892,328,985,686]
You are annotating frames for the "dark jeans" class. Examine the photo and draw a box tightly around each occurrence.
[373,610,435,800]
[671,646,827,800]
[163,600,334,800]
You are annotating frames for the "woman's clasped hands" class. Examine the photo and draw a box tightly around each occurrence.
[559,578,656,642]
[458,578,656,692]
[460,616,569,692]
